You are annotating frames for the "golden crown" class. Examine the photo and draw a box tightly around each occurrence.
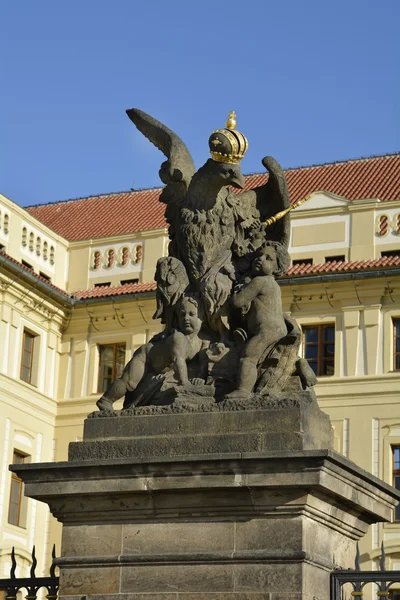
[209,111,249,164]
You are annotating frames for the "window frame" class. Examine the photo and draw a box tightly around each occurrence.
[392,445,400,522]
[8,451,27,527]
[20,330,37,385]
[292,258,313,267]
[393,319,400,371]
[97,342,126,393]
[302,323,335,377]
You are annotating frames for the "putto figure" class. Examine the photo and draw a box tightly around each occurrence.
[97,294,209,411]
[226,242,290,399]
[95,109,315,411]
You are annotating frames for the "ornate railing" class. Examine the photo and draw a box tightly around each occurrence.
[331,543,400,599]
[0,546,59,600]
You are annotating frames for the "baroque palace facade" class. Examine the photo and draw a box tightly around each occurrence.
[1,153,400,579]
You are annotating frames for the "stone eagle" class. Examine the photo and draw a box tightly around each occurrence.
[127,108,291,335]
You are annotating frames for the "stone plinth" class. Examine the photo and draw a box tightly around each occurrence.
[12,406,400,600]
[70,400,333,460]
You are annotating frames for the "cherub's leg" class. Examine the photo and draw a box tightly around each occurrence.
[169,332,190,386]
[225,335,267,398]
[97,347,148,411]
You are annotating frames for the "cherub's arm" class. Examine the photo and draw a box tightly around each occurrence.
[231,278,263,309]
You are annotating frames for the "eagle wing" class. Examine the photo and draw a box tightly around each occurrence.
[235,156,291,249]
[126,108,196,254]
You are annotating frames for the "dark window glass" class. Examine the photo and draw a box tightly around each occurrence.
[98,343,126,393]
[39,271,51,282]
[302,324,335,376]
[381,250,400,258]
[325,255,345,263]
[120,278,139,285]
[393,447,400,521]
[20,331,35,384]
[394,320,400,370]
[292,258,313,266]
[8,451,27,527]
[21,260,34,271]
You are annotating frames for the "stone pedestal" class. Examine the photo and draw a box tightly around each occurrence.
[12,405,400,600]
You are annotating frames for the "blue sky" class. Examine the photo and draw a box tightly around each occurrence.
[1,0,399,207]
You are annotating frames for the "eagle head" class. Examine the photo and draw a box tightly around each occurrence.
[202,159,246,190]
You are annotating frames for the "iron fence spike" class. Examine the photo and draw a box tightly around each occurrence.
[10,547,16,579]
[355,542,361,571]
[30,546,37,579]
[380,541,386,571]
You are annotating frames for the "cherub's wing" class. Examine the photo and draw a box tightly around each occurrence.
[126,108,196,211]
[236,156,290,248]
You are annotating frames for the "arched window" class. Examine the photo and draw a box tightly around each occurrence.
[106,249,115,269]
[22,227,28,247]
[36,236,41,256]
[3,214,9,234]
[50,246,55,265]
[43,241,48,261]
[29,232,34,252]
[377,215,389,236]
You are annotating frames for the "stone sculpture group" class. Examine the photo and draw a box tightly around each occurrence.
[96,109,316,413]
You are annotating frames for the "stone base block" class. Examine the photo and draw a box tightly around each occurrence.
[69,401,333,460]
[13,449,400,600]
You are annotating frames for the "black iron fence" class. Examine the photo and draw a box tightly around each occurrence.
[331,543,400,600]
[0,546,59,600]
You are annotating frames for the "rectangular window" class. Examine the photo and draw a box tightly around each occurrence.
[394,319,400,371]
[20,330,38,385]
[381,250,400,258]
[8,451,28,527]
[21,260,34,271]
[393,446,400,521]
[98,343,126,393]
[94,282,111,288]
[292,258,313,266]
[302,324,335,376]
[39,271,51,282]
[120,278,139,286]
[325,255,345,263]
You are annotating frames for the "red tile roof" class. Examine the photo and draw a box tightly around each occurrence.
[0,249,70,298]
[26,153,400,242]
[74,281,157,299]
[27,188,165,241]
[286,255,400,277]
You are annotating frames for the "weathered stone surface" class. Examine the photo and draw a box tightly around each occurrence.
[59,566,120,595]
[121,564,234,593]
[71,402,333,461]
[123,522,234,555]
[62,524,122,557]
[14,449,400,599]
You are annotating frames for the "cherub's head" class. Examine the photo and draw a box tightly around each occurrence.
[177,294,204,336]
[252,241,290,277]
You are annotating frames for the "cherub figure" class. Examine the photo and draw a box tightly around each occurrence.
[97,294,209,411]
[225,242,290,399]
